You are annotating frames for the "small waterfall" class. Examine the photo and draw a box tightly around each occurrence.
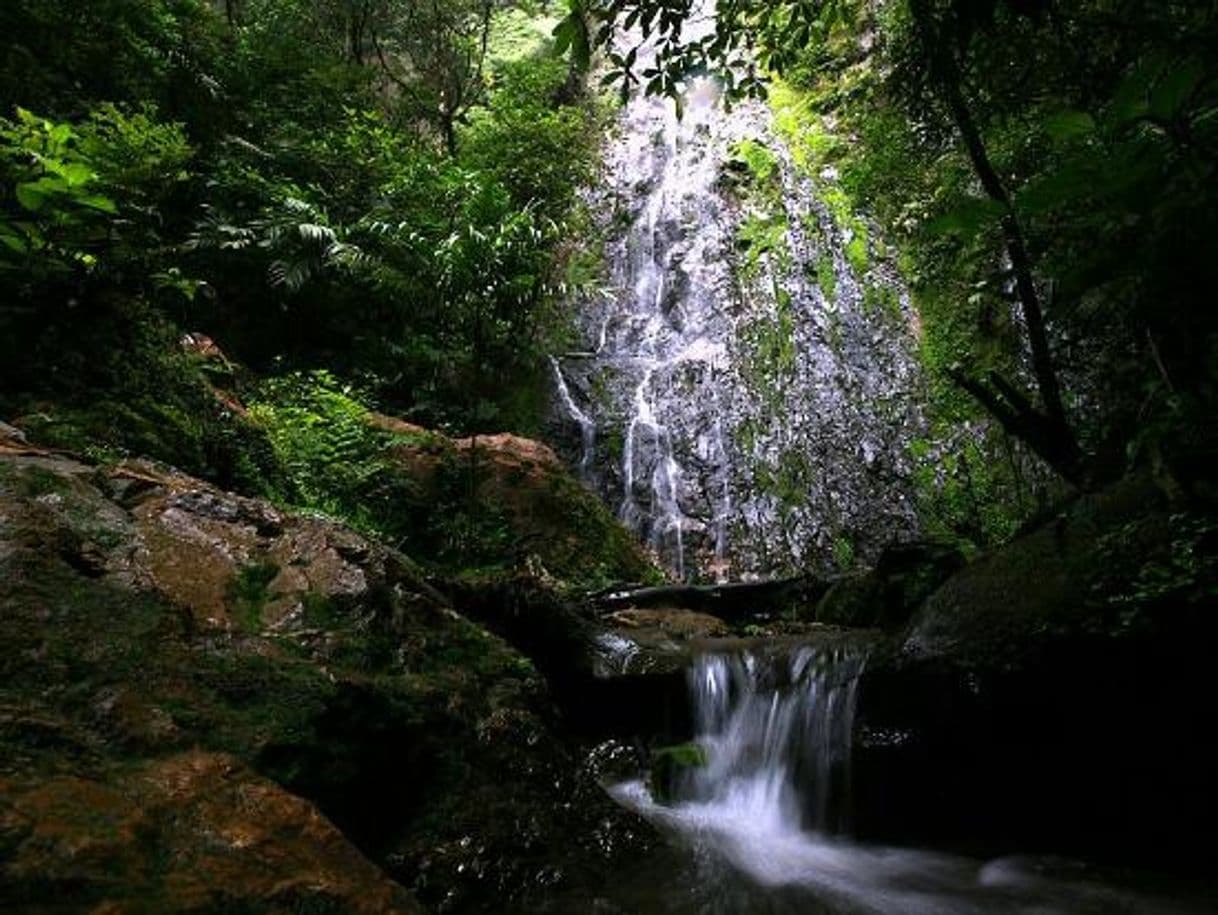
[549,356,595,474]
[600,645,1205,913]
[679,646,865,835]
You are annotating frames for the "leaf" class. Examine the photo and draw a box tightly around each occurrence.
[0,225,29,254]
[1109,55,1163,126]
[14,183,46,212]
[551,12,590,71]
[78,194,118,214]
[926,196,1006,235]
[1043,110,1095,141]
[551,16,576,56]
[60,162,95,187]
[1150,57,1205,121]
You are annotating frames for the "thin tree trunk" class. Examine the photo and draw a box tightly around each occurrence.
[908,0,1083,484]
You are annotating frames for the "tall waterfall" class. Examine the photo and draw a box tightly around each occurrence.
[548,24,928,581]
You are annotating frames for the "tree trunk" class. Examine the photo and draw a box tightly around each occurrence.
[908,0,1084,485]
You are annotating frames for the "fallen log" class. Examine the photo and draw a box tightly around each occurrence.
[590,576,831,621]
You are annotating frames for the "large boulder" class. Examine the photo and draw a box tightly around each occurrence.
[851,474,1218,871]
[370,415,659,588]
[811,539,965,629]
[0,446,651,913]
[1,751,423,915]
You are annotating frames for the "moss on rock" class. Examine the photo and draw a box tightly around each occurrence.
[0,448,650,913]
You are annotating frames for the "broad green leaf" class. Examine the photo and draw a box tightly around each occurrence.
[14,183,46,212]
[551,12,589,70]
[1150,57,1205,120]
[61,162,95,186]
[1043,110,1095,141]
[1109,55,1164,125]
[49,123,73,147]
[78,194,118,214]
[0,226,28,253]
[926,196,1006,235]
[1015,160,1098,214]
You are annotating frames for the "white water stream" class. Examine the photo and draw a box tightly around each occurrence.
[600,646,1206,915]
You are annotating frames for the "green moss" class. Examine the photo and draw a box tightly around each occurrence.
[300,591,341,629]
[863,282,902,322]
[845,230,869,273]
[737,280,798,416]
[730,138,780,184]
[816,252,838,303]
[756,448,814,520]
[650,741,708,803]
[737,211,790,278]
[832,534,856,571]
[769,80,848,174]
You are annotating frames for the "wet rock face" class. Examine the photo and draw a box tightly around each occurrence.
[548,33,926,582]
[0,449,651,914]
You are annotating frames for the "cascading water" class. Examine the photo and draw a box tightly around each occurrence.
[679,646,865,837]
[594,644,1206,915]
[548,15,928,581]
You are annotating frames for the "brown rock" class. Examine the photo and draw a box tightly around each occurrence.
[1,751,423,914]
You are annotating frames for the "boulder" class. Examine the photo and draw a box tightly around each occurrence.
[369,414,660,587]
[812,539,964,629]
[1,751,423,914]
[850,474,1218,871]
[0,448,653,913]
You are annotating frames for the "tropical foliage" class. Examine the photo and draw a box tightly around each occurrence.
[1,0,600,439]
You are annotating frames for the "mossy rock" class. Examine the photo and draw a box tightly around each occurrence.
[0,449,651,913]
[649,742,708,804]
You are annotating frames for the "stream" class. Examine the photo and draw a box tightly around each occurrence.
[543,646,1210,914]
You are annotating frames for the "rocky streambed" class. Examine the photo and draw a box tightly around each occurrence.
[3,422,1216,914]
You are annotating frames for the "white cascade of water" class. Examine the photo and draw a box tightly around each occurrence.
[681,646,865,835]
[547,0,927,582]
[604,646,1205,913]
[548,355,595,474]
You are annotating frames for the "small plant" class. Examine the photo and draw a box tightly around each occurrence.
[650,741,709,804]
[229,561,280,633]
[832,534,855,571]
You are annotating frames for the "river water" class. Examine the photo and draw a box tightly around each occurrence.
[555,647,1210,915]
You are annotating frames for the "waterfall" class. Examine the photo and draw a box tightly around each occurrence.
[549,355,595,474]
[600,645,1204,913]
[679,646,865,836]
[547,6,927,582]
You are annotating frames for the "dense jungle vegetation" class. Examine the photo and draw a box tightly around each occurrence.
[0,0,598,469]
[0,1,620,572]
